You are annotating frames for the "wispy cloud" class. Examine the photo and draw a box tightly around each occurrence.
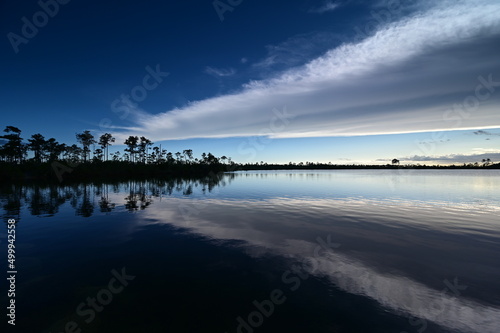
[474,130,500,136]
[379,150,500,163]
[417,139,450,145]
[252,31,343,72]
[204,66,236,77]
[113,0,500,142]
[309,1,341,14]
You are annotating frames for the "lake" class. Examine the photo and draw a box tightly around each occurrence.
[2,169,500,333]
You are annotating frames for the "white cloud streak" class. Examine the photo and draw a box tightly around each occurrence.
[309,1,341,14]
[115,0,500,142]
[204,66,236,77]
[252,31,342,71]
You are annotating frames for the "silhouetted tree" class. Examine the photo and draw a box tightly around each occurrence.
[124,136,139,163]
[93,148,104,162]
[152,146,160,163]
[76,130,96,162]
[0,126,26,163]
[183,149,193,164]
[28,133,47,162]
[112,151,121,161]
[138,136,153,163]
[99,133,115,161]
[45,138,65,161]
[482,158,492,166]
[206,152,218,165]
[65,144,82,162]
[166,152,174,164]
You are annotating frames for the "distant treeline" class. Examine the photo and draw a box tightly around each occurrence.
[0,126,498,182]
[238,162,500,170]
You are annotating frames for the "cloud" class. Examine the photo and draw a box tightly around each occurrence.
[390,150,500,164]
[113,0,500,142]
[252,31,343,71]
[417,139,450,144]
[471,148,500,154]
[474,130,500,136]
[204,66,236,77]
[309,1,341,14]
[240,57,248,64]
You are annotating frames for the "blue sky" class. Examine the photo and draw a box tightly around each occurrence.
[1,0,500,164]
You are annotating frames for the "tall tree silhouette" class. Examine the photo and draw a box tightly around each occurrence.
[99,133,115,161]
[76,130,96,162]
[28,133,47,162]
[138,136,153,163]
[0,126,25,163]
[45,138,65,161]
[183,149,193,164]
[124,136,139,163]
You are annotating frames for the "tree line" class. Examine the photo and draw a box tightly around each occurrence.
[1,125,498,183]
[0,126,230,166]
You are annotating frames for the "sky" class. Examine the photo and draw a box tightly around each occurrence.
[1,0,500,164]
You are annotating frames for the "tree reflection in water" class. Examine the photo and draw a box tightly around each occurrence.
[0,174,232,222]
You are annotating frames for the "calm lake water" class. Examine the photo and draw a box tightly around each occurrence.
[2,169,500,333]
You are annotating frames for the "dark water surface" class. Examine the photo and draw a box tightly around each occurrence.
[1,170,500,333]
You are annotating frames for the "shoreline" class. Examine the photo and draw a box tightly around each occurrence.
[1,161,499,184]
